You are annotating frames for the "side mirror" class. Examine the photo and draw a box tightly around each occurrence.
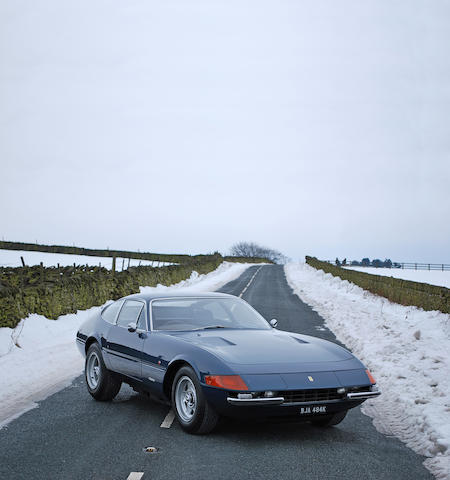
[127,323,137,332]
[270,318,278,328]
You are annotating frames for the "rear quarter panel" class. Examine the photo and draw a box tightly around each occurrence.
[76,312,113,368]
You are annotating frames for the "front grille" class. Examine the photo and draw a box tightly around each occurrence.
[280,386,369,404]
[281,388,342,403]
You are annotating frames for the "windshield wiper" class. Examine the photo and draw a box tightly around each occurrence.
[192,325,226,331]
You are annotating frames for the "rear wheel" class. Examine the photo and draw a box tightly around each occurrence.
[311,410,347,427]
[85,343,122,401]
[172,366,219,434]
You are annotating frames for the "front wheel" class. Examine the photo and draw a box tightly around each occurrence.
[172,366,219,434]
[311,410,347,427]
[85,343,122,401]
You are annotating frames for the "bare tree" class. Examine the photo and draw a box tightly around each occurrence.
[230,242,287,264]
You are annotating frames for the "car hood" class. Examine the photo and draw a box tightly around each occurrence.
[170,328,354,370]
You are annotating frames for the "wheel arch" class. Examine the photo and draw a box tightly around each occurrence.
[163,358,199,400]
[85,336,99,354]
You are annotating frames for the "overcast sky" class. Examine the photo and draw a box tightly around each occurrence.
[1,0,449,263]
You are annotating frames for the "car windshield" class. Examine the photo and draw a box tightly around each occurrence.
[151,297,271,331]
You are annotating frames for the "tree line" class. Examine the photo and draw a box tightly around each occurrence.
[335,258,394,268]
[230,242,287,264]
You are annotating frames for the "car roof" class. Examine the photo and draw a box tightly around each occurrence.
[122,291,236,302]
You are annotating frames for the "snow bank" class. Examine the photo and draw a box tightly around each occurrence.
[139,260,253,295]
[285,262,450,479]
[343,266,450,289]
[0,248,174,269]
[0,262,253,427]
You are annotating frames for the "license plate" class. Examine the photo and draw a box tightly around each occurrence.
[300,405,327,415]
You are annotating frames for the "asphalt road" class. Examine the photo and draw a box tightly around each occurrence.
[0,265,433,480]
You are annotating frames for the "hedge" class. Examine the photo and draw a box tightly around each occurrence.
[0,250,271,328]
[0,260,224,329]
[223,256,268,263]
[306,256,449,314]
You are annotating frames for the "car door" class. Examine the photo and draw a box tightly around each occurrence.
[99,299,124,370]
[141,333,167,393]
[105,299,146,379]
[141,300,170,393]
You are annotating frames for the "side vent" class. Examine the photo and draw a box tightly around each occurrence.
[291,336,308,344]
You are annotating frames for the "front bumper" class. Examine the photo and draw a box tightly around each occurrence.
[346,389,381,400]
[227,396,285,406]
[226,387,381,406]
[204,384,380,419]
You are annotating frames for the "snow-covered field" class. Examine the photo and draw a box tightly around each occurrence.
[0,249,175,269]
[285,263,450,480]
[343,266,450,289]
[0,262,253,428]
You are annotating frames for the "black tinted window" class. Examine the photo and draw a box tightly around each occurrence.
[117,300,144,328]
[101,301,122,324]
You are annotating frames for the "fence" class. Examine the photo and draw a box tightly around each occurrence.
[0,240,193,264]
[325,261,450,271]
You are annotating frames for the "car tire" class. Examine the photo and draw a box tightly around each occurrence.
[311,410,347,427]
[85,343,122,401]
[171,366,219,434]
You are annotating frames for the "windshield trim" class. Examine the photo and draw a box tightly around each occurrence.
[148,296,269,332]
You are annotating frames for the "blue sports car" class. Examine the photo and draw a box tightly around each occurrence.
[76,292,380,434]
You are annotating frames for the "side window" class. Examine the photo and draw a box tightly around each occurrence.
[117,300,144,328]
[137,305,147,330]
[101,301,123,324]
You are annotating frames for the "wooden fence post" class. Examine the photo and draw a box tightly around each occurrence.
[20,256,25,267]
[112,256,116,275]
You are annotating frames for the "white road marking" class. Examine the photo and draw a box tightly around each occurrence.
[160,409,175,428]
[127,473,144,480]
[239,266,262,298]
